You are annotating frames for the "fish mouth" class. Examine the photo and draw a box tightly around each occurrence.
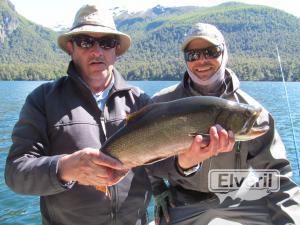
[236,125,269,141]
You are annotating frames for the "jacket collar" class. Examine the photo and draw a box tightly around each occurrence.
[66,61,133,97]
[110,68,132,94]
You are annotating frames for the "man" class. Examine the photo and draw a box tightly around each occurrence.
[4,4,234,225]
[149,23,300,225]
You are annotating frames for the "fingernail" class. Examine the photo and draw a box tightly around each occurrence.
[196,135,202,143]
[215,124,221,130]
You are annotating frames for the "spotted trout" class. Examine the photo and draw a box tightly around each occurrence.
[100,96,268,169]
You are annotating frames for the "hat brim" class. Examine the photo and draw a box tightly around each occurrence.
[57,25,131,56]
[181,36,221,51]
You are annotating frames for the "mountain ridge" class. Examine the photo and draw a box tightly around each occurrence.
[114,2,300,81]
[0,0,68,80]
[0,0,299,81]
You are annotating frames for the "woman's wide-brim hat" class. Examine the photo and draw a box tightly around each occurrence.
[57,4,131,56]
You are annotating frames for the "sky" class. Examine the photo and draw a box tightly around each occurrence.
[9,0,300,29]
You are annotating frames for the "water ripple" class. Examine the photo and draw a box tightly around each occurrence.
[0,81,299,224]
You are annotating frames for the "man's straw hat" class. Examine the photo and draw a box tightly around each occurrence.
[57,4,131,56]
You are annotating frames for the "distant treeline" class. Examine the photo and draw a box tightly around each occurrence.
[1,58,298,81]
[0,63,66,80]
[115,54,300,81]
[0,1,299,81]
[114,5,300,81]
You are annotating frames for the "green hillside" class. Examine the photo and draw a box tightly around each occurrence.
[0,0,299,81]
[115,2,300,81]
[0,0,68,80]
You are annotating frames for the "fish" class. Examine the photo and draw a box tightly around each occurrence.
[100,96,269,170]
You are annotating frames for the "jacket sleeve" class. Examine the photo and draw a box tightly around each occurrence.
[5,85,68,196]
[246,110,300,223]
[146,156,203,196]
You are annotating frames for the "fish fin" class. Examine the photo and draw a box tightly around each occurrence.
[126,104,156,124]
[143,156,168,165]
[95,185,107,193]
[189,132,210,146]
[95,186,112,199]
[188,132,209,137]
[189,132,199,137]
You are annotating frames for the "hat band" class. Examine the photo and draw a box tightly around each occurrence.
[71,23,116,32]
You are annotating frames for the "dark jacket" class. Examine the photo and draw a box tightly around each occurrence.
[5,62,152,225]
[148,69,300,224]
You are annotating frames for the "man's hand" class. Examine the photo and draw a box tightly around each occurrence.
[57,148,127,186]
[178,125,235,169]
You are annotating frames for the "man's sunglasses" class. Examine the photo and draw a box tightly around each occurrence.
[184,45,224,62]
[72,36,119,49]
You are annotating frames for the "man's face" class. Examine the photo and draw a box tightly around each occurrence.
[185,39,223,81]
[67,34,119,84]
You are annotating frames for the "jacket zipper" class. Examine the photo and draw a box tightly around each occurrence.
[100,105,117,225]
[235,142,241,169]
[233,93,241,170]
[109,185,117,225]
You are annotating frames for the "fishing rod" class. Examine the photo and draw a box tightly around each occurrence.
[276,46,300,176]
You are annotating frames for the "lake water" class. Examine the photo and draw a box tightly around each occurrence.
[1,80,300,224]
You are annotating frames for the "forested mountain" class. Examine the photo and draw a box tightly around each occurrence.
[0,0,299,81]
[0,0,68,80]
[115,2,300,81]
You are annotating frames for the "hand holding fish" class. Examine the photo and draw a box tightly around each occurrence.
[177,125,235,169]
[57,148,127,187]
[100,97,267,170]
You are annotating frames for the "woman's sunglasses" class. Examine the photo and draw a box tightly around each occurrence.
[72,36,119,49]
[184,45,224,62]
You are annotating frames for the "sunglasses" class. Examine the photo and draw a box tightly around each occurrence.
[72,36,119,49]
[184,45,224,62]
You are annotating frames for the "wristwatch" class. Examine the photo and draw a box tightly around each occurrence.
[181,163,201,176]
[60,180,76,189]
[175,157,201,176]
